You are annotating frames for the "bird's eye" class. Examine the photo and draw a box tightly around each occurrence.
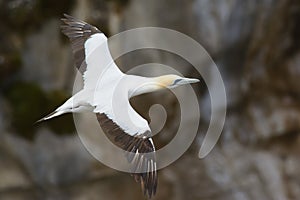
[173,79,182,85]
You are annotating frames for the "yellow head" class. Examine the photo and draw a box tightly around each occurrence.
[129,74,200,98]
[155,74,199,88]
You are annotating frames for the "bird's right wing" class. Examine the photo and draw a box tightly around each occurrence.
[96,113,158,198]
[61,14,123,90]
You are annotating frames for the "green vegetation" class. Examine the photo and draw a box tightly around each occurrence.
[0,0,75,34]
[4,82,75,139]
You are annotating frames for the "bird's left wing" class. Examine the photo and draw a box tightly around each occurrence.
[61,14,123,90]
[96,113,158,198]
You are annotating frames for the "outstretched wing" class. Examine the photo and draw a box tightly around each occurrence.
[61,14,158,197]
[96,113,158,198]
[61,14,123,90]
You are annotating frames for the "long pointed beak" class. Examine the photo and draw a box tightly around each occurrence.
[181,78,200,84]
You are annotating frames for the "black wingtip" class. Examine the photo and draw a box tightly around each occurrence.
[96,113,158,198]
[133,171,158,199]
[62,13,73,19]
[61,13,70,21]
[61,13,81,24]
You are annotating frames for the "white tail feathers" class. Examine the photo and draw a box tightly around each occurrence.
[36,91,89,124]
[36,110,66,123]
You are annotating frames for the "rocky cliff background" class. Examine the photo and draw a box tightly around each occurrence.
[1,0,300,199]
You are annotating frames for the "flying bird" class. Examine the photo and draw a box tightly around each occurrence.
[38,14,199,198]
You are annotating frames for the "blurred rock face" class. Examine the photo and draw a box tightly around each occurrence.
[1,0,300,199]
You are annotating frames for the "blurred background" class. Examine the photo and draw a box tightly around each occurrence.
[1,0,300,199]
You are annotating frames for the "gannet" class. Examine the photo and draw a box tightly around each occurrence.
[38,14,199,198]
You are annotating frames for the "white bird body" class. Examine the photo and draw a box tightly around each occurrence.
[38,14,199,198]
